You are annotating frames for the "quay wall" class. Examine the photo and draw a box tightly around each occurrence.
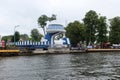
[0,48,120,56]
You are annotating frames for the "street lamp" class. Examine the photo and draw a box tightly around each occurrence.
[14,25,19,45]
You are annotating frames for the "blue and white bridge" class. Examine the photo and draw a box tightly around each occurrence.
[8,24,70,50]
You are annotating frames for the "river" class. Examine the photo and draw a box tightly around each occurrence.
[0,52,120,80]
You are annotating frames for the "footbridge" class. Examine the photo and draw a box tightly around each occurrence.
[7,24,70,50]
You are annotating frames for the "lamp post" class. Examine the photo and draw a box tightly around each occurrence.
[14,25,19,45]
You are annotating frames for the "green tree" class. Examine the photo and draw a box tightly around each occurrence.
[38,14,56,35]
[65,21,85,46]
[2,35,13,42]
[11,31,20,42]
[109,16,120,44]
[96,16,108,43]
[83,10,98,45]
[2,36,7,42]
[20,34,29,41]
[31,28,43,41]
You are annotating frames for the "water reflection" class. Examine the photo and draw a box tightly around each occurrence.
[0,52,120,80]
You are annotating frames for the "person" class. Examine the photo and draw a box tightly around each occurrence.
[77,42,81,50]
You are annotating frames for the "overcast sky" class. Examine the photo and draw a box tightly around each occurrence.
[0,0,120,36]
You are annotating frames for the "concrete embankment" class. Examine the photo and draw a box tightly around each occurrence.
[1,48,120,56]
[28,48,120,54]
[87,49,120,52]
[32,48,70,54]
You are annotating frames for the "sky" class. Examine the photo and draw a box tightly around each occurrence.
[0,0,120,36]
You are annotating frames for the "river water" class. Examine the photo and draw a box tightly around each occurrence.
[0,52,120,80]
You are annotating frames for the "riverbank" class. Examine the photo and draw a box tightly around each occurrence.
[0,48,120,56]
[87,49,120,52]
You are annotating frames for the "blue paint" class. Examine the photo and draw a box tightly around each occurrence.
[8,24,70,49]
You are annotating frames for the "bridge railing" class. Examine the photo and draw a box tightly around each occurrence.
[6,40,50,49]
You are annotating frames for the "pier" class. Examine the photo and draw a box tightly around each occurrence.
[0,50,20,53]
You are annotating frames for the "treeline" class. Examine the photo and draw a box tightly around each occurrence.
[2,29,43,42]
[65,10,120,46]
[2,10,120,46]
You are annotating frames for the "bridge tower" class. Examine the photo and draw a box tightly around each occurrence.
[45,24,70,48]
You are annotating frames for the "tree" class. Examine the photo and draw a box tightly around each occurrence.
[65,21,85,46]
[96,16,108,43]
[38,14,56,35]
[83,10,98,45]
[11,31,20,42]
[31,28,43,41]
[20,34,29,41]
[2,35,13,42]
[109,16,120,44]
